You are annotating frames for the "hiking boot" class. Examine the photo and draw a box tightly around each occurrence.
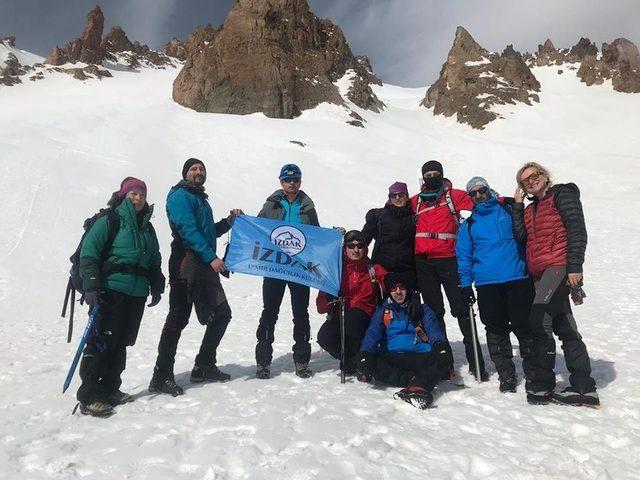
[552,387,600,408]
[79,400,115,418]
[149,373,185,397]
[499,377,517,393]
[526,390,553,405]
[469,367,490,382]
[294,362,313,379]
[256,364,271,379]
[106,390,134,406]
[190,364,231,383]
[394,386,434,410]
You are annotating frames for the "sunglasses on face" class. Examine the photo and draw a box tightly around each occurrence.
[282,178,301,184]
[345,242,365,250]
[521,171,541,186]
[390,284,407,292]
[423,172,442,180]
[389,193,407,199]
[468,186,489,197]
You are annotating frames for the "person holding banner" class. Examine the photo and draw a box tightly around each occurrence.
[316,230,387,375]
[149,158,243,397]
[254,164,320,379]
[357,273,452,410]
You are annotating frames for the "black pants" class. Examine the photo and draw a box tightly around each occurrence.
[77,289,145,404]
[317,307,371,368]
[255,277,310,366]
[154,253,232,376]
[372,353,444,392]
[415,255,485,372]
[528,266,596,393]
[476,278,535,386]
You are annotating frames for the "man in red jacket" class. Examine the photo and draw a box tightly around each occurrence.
[317,230,387,374]
[513,162,598,407]
[411,160,487,380]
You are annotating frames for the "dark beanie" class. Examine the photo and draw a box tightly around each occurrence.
[344,230,365,244]
[421,160,443,176]
[182,158,206,179]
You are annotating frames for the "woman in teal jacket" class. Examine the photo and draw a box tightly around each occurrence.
[76,177,165,417]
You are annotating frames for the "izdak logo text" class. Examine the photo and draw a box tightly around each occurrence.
[252,240,321,277]
[270,226,306,256]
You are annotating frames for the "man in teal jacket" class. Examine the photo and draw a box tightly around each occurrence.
[77,177,164,417]
[255,164,320,380]
[150,158,242,396]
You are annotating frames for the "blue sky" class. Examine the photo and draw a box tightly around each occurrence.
[1,0,638,86]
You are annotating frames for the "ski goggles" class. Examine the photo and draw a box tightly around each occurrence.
[468,186,489,197]
[345,242,365,250]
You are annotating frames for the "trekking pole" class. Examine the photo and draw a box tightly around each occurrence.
[468,303,481,383]
[63,305,99,394]
[61,279,75,343]
[339,297,346,384]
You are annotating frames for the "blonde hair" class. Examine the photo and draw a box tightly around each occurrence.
[516,162,553,191]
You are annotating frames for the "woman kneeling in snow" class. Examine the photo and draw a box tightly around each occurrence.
[357,273,452,409]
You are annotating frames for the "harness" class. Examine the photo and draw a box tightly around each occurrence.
[414,190,460,240]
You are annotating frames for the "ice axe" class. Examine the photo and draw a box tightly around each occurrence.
[468,302,482,384]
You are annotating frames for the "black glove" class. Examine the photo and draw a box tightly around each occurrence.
[432,341,453,372]
[357,351,375,378]
[148,270,166,307]
[147,292,162,308]
[407,292,423,326]
[84,289,101,308]
[460,286,476,305]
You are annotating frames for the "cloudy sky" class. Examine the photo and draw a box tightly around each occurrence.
[1,0,638,86]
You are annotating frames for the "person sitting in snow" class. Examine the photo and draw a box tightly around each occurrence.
[316,230,387,375]
[357,273,452,409]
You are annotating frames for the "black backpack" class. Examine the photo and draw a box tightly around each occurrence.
[61,208,120,342]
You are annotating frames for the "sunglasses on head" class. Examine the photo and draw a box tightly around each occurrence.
[468,186,489,197]
[389,193,407,199]
[345,242,365,250]
[282,177,301,184]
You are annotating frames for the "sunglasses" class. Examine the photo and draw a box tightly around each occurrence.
[468,186,489,197]
[423,172,442,180]
[282,177,301,184]
[521,171,541,186]
[390,284,407,292]
[345,242,365,250]
[389,193,407,199]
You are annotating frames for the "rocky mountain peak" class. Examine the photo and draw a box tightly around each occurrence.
[578,37,640,93]
[172,0,383,121]
[45,5,105,65]
[568,37,598,62]
[421,26,540,129]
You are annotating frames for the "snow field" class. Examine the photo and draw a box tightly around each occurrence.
[0,63,639,479]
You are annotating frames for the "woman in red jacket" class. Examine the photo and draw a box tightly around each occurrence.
[513,162,598,408]
[317,230,387,374]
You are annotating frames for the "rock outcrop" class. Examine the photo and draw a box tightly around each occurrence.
[163,37,187,61]
[102,26,173,68]
[43,5,173,72]
[1,37,36,86]
[172,0,383,119]
[577,38,640,93]
[421,26,540,129]
[45,5,105,65]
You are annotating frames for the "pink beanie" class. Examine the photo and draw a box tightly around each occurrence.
[118,177,147,198]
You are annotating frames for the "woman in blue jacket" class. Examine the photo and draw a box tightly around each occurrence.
[357,273,452,409]
[455,177,534,394]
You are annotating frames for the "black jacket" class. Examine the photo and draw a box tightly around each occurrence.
[361,204,415,273]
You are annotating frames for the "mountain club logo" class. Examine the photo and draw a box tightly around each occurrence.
[270,226,307,256]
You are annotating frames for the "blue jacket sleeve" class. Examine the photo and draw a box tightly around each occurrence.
[360,307,386,353]
[455,220,474,287]
[167,189,217,263]
[422,305,446,346]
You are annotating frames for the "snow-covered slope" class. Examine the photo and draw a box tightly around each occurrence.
[0,40,43,67]
[1,63,639,479]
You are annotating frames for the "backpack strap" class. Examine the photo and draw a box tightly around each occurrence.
[466,214,474,234]
[445,190,460,230]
